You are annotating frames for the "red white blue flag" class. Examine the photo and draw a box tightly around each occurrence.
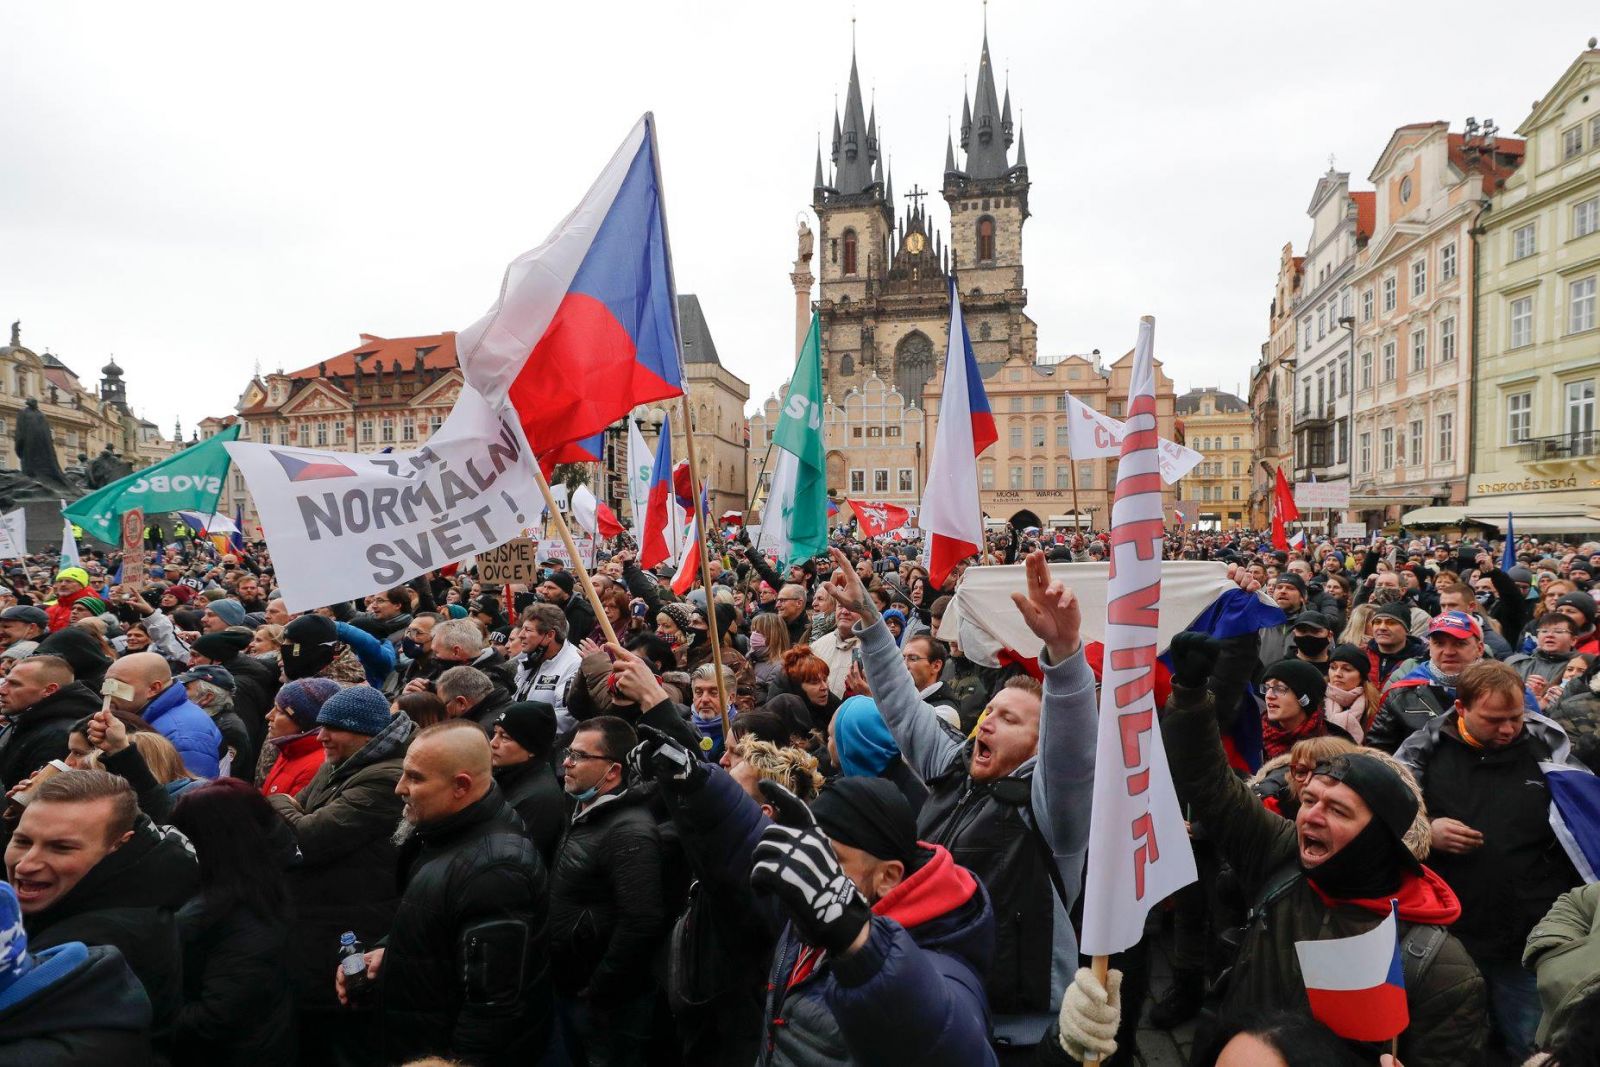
[639,413,677,570]
[1295,901,1409,1042]
[918,275,996,588]
[455,114,685,468]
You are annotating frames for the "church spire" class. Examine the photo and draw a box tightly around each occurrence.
[963,22,1010,179]
[1014,126,1027,169]
[944,130,958,176]
[813,137,826,193]
[1001,85,1014,148]
[832,41,877,195]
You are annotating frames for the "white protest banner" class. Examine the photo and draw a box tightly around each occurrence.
[226,386,538,612]
[1081,319,1196,957]
[1064,393,1204,484]
[0,508,27,557]
[626,419,655,538]
[536,535,595,569]
[1335,522,1368,540]
[476,538,539,584]
[1295,479,1351,510]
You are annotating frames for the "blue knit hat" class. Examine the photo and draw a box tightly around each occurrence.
[832,695,901,778]
[316,685,392,736]
[207,599,247,627]
[0,882,33,996]
[276,677,341,730]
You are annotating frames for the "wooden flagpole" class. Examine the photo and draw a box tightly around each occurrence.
[677,395,732,740]
[1083,954,1111,1067]
[531,466,619,649]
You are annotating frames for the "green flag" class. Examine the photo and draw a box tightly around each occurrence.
[64,425,241,544]
[759,313,828,568]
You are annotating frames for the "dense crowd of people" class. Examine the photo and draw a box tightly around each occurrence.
[0,523,1598,1066]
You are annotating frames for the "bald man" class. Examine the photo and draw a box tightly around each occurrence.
[338,720,553,1064]
[104,652,222,777]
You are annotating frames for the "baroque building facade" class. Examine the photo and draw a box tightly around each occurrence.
[1347,121,1524,526]
[1470,45,1600,532]
[1249,245,1303,527]
[1290,170,1372,487]
[1176,388,1252,530]
[0,322,175,476]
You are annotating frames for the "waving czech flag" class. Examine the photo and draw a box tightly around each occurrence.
[1294,902,1409,1043]
[455,114,685,468]
[639,413,677,570]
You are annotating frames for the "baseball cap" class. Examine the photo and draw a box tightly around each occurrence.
[176,665,237,692]
[0,606,49,628]
[1311,753,1422,873]
[1427,610,1482,641]
[1292,611,1336,633]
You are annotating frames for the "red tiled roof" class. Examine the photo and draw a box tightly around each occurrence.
[1447,133,1526,195]
[288,332,458,379]
[1350,191,1376,239]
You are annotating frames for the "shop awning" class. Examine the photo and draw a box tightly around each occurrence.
[1399,506,1474,526]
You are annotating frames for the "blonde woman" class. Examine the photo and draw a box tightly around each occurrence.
[1340,602,1375,647]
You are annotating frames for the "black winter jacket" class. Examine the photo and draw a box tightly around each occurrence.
[1366,674,1453,753]
[267,711,414,1009]
[381,788,554,1067]
[1395,715,1582,962]
[0,681,101,791]
[493,758,568,868]
[547,786,666,1004]
[24,814,200,1054]
[0,942,154,1066]
[174,897,295,1066]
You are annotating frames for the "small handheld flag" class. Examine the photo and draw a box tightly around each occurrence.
[1294,901,1409,1043]
[1502,513,1517,572]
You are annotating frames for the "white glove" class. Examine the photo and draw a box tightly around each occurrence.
[1057,966,1122,1063]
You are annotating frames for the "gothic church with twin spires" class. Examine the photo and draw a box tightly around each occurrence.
[811,25,1036,406]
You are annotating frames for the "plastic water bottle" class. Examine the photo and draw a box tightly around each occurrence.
[338,931,371,1004]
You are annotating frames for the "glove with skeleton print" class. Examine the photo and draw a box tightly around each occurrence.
[750,779,872,955]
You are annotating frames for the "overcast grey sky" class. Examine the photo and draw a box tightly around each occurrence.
[3,2,1594,440]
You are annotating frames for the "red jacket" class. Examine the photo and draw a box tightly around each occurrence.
[261,731,326,798]
[45,585,93,632]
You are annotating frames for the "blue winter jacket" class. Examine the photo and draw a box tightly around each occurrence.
[142,682,222,778]
[335,621,397,688]
[672,766,998,1067]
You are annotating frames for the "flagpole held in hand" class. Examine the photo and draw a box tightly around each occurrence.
[678,394,732,741]
[531,466,620,649]
[1083,955,1110,1066]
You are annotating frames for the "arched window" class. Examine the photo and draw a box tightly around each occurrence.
[840,353,855,377]
[894,331,935,406]
[977,217,996,262]
[843,229,858,275]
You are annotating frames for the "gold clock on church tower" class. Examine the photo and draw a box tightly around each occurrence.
[904,232,925,254]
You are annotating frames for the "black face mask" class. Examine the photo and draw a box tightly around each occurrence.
[1304,818,1405,900]
[1294,634,1331,657]
[400,637,425,659]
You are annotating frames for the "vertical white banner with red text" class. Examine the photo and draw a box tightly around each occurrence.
[1080,318,1197,956]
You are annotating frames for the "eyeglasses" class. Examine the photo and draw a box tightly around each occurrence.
[902,653,929,664]
[1263,682,1296,697]
[560,748,614,766]
[1289,764,1315,781]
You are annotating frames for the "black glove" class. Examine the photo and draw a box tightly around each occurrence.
[1167,632,1217,689]
[626,723,708,792]
[750,780,871,955]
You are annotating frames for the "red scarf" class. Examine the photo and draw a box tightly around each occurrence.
[1261,704,1326,759]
